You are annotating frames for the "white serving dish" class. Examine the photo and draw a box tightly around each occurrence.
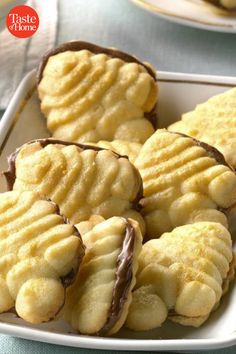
[131,0,236,33]
[0,70,236,351]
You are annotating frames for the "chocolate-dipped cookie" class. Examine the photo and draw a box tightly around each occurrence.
[169,87,236,168]
[0,190,84,324]
[126,222,234,330]
[37,41,158,144]
[135,129,236,238]
[64,216,142,335]
[4,139,144,231]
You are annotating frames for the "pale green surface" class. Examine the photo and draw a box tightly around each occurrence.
[0,0,236,352]
[0,335,234,354]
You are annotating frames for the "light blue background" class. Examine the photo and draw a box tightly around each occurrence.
[0,0,235,352]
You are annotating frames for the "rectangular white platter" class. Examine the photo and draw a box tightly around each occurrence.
[0,70,236,351]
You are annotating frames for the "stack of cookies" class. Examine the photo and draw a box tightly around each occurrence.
[0,41,235,336]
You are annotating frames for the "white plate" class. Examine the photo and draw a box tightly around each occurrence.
[131,0,236,33]
[0,70,236,351]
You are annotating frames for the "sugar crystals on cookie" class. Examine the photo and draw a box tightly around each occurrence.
[126,222,234,330]
[37,41,158,144]
[4,139,143,229]
[135,129,236,238]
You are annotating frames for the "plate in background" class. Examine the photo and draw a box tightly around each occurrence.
[131,0,236,33]
[0,69,236,350]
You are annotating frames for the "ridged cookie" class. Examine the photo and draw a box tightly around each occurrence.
[64,216,142,335]
[126,222,233,330]
[168,88,236,168]
[4,139,143,228]
[88,140,142,164]
[0,190,84,324]
[135,129,236,238]
[37,41,158,144]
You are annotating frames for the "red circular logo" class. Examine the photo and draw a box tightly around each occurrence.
[6,5,39,38]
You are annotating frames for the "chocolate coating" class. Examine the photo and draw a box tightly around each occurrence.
[46,198,85,288]
[37,41,158,128]
[3,138,143,208]
[96,219,135,336]
[60,268,78,289]
[171,131,234,171]
[37,41,157,84]
[4,148,19,191]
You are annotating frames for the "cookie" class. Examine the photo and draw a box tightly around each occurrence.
[126,222,233,330]
[88,140,142,164]
[168,88,236,168]
[64,216,142,335]
[135,129,236,238]
[0,190,84,324]
[37,41,158,144]
[4,139,143,228]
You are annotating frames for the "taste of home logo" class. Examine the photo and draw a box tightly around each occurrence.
[6,5,39,38]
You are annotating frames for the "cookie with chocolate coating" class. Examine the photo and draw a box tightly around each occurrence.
[64,216,142,335]
[126,222,233,330]
[0,190,84,324]
[135,129,236,238]
[37,41,157,144]
[4,139,143,227]
[169,88,236,168]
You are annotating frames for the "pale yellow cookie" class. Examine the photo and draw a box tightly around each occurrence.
[75,215,105,235]
[37,41,158,144]
[168,88,236,168]
[135,129,236,238]
[4,139,143,228]
[88,140,142,164]
[0,190,84,324]
[126,222,233,330]
[75,213,146,237]
[64,217,143,335]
